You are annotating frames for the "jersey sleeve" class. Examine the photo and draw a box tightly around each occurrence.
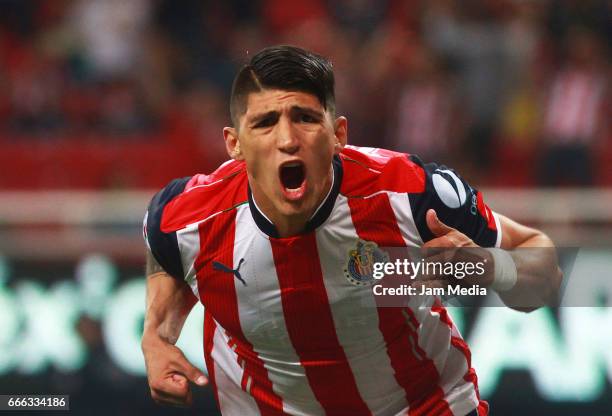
[407,155,501,248]
[143,177,191,279]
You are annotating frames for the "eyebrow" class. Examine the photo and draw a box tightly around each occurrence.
[292,106,324,118]
[247,111,277,126]
[247,105,324,125]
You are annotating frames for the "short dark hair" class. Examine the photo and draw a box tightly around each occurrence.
[229,45,336,126]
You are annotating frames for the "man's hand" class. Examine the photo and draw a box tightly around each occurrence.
[414,209,495,289]
[143,250,206,407]
[423,208,478,249]
[142,334,208,407]
[415,209,561,310]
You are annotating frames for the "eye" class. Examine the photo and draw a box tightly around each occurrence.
[253,115,277,128]
[298,113,317,123]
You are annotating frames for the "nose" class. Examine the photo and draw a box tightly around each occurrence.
[276,117,299,154]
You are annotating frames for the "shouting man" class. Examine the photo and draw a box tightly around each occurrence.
[142,45,561,416]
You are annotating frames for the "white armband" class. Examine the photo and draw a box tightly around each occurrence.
[488,248,517,292]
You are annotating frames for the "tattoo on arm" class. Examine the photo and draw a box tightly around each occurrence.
[144,249,195,344]
[146,250,166,277]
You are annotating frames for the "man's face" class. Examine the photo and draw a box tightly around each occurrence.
[224,89,347,222]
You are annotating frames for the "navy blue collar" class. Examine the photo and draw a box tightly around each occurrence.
[248,155,343,238]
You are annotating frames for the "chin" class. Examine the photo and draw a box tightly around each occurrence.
[276,199,309,217]
[278,189,320,215]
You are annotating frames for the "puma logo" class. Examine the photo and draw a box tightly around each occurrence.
[212,258,247,286]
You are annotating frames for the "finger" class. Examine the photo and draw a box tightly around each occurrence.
[163,378,194,407]
[151,389,187,406]
[154,375,196,407]
[152,374,190,398]
[153,388,192,408]
[422,236,458,250]
[426,209,455,237]
[153,391,187,407]
[172,350,208,386]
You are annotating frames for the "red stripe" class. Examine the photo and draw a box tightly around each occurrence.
[203,311,220,410]
[196,210,285,415]
[431,300,488,415]
[475,192,496,232]
[340,147,425,198]
[348,194,453,416]
[185,159,246,191]
[401,308,453,416]
[476,401,490,416]
[161,163,248,232]
[270,234,371,415]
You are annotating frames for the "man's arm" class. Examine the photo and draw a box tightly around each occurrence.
[494,213,563,310]
[424,209,563,311]
[142,250,207,407]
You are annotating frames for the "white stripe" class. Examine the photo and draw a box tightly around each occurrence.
[580,78,603,139]
[316,194,409,415]
[143,211,150,250]
[438,336,469,394]
[387,191,423,247]
[176,224,201,299]
[492,211,502,248]
[545,71,604,142]
[185,177,227,192]
[412,306,478,414]
[544,76,562,137]
[445,383,479,416]
[415,308,452,380]
[212,323,261,416]
[401,310,424,361]
[559,74,584,139]
[232,204,324,416]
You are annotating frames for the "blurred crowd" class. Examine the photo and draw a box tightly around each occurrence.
[0,0,609,186]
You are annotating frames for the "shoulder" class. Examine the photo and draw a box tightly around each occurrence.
[339,146,500,247]
[339,145,426,197]
[150,159,248,233]
[143,159,248,279]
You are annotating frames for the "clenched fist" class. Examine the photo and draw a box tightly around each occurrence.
[142,334,208,407]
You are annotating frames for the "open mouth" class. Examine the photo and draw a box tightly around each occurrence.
[279,161,307,200]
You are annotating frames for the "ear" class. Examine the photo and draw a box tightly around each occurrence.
[333,116,348,154]
[223,127,243,160]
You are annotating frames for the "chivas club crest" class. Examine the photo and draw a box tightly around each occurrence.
[344,239,389,286]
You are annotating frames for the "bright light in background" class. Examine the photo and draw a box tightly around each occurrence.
[0,257,19,373]
[76,254,118,319]
[0,253,611,404]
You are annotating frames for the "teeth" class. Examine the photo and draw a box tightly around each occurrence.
[284,162,301,168]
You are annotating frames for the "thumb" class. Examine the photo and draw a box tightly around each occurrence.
[175,351,208,386]
[426,209,454,237]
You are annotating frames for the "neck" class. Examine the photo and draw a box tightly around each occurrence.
[274,214,310,238]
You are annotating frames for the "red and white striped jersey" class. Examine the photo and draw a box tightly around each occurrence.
[144,146,501,416]
[544,68,607,144]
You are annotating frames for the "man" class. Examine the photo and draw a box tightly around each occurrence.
[142,45,561,415]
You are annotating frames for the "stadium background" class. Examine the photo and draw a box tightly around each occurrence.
[0,0,610,415]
